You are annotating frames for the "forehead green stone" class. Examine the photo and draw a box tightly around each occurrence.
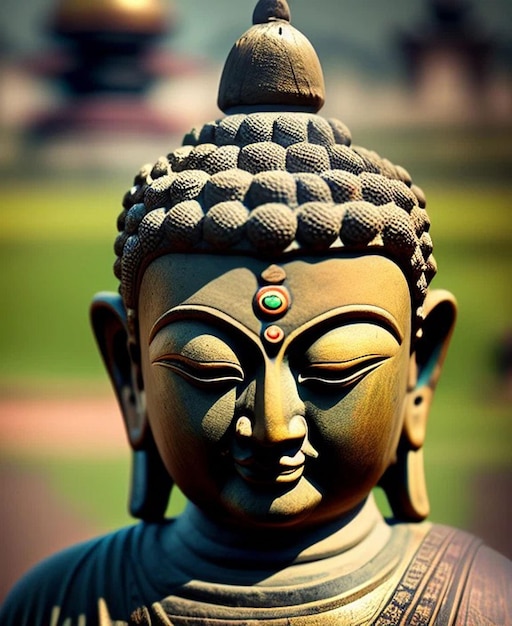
[263,294,283,310]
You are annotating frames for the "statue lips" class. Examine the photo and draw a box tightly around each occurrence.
[233,450,306,486]
[231,415,319,487]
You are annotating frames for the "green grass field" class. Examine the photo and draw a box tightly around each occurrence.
[0,133,511,536]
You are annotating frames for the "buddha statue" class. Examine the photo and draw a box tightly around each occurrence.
[2,1,510,624]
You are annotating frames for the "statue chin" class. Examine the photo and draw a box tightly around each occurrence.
[218,474,323,529]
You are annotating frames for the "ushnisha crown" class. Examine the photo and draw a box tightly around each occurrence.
[114,0,435,334]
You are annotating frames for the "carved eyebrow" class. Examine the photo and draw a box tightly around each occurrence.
[149,304,404,351]
[148,304,260,347]
[282,305,404,351]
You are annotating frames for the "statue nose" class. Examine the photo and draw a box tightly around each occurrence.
[236,414,307,448]
[236,363,307,446]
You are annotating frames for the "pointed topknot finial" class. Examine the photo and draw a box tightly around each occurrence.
[218,0,325,114]
[253,0,291,24]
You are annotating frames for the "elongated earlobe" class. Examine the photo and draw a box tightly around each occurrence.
[404,290,457,450]
[381,444,429,521]
[90,292,147,447]
[380,289,457,522]
[90,292,172,521]
[129,436,173,522]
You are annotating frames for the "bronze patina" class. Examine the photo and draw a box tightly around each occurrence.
[1,1,510,624]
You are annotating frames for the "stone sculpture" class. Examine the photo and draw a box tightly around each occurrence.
[1,1,510,624]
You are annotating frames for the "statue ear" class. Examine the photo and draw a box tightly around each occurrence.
[404,289,457,451]
[380,289,457,522]
[90,292,147,449]
[90,293,172,521]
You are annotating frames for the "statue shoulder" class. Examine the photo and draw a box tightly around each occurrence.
[457,539,512,625]
[375,523,512,626]
[0,522,167,626]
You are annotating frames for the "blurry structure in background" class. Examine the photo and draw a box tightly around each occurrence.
[33,0,179,137]
[7,0,204,171]
[401,0,495,122]
[2,0,509,169]
[495,330,512,403]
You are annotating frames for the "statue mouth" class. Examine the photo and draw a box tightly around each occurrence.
[233,450,306,485]
[230,415,318,487]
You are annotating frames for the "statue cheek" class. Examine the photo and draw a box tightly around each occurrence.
[201,388,237,443]
[145,367,234,448]
[306,374,402,466]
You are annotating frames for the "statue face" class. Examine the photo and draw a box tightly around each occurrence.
[138,253,412,529]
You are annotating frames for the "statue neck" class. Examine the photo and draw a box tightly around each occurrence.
[166,495,391,584]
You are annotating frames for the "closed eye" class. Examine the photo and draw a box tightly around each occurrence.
[153,354,244,387]
[298,355,388,388]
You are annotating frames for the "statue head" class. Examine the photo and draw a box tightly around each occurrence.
[91,0,456,530]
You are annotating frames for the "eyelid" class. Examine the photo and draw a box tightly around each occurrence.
[282,305,404,355]
[298,355,388,387]
[153,354,244,386]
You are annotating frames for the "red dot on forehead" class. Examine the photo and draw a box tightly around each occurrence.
[263,325,285,345]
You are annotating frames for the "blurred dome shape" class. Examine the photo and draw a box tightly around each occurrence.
[430,0,472,26]
[52,0,172,35]
[26,0,184,148]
